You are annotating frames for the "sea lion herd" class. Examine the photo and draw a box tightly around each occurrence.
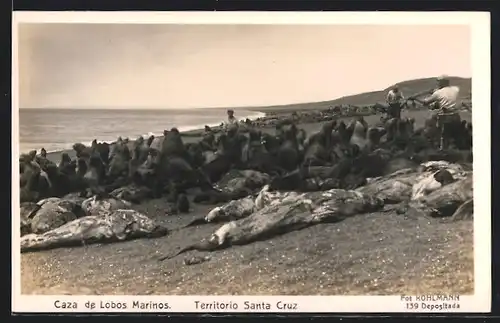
[18,114,474,254]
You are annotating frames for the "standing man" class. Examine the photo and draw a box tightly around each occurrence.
[409,75,461,150]
[225,109,239,130]
[386,85,405,119]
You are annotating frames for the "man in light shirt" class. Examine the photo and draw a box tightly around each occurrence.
[225,109,239,131]
[385,85,405,119]
[410,75,461,150]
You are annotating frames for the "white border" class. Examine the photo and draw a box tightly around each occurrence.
[12,11,491,313]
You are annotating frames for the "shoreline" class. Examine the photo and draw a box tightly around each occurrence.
[28,105,469,164]
[24,110,268,163]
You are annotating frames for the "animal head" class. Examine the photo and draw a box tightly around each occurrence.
[60,153,71,164]
[146,135,155,147]
[321,121,335,135]
[72,143,86,154]
[281,123,298,140]
[433,169,455,185]
[28,150,37,161]
[367,127,386,145]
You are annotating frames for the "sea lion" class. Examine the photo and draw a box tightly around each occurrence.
[214,169,270,197]
[26,198,85,235]
[76,158,88,177]
[223,125,247,167]
[159,189,384,260]
[182,195,257,228]
[107,143,131,180]
[42,163,73,197]
[277,123,301,172]
[384,118,400,143]
[58,153,75,175]
[405,174,473,219]
[20,161,42,203]
[21,209,168,253]
[411,169,456,200]
[176,193,190,214]
[336,121,351,146]
[358,160,471,204]
[81,195,132,217]
[366,127,387,150]
[129,139,154,182]
[349,119,368,151]
[199,126,216,151]
[302,121,336,167]
[199,133,233,184]
[261,132,281,156]
[130,149,156,185]
[110,184,152,204]
[146,135,155,147]
[83,155,105,195]
[450,198,473,221]
[161,128,187,158]
[418,174,472,210]
[28,150,37,162]
[73,143,92,161]
[153,129,201,192]
[20,202,41,236]
[148,136,164,153]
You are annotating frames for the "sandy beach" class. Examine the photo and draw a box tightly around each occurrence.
[20,108,474,296]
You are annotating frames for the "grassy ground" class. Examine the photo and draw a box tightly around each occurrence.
[20,109,474,295]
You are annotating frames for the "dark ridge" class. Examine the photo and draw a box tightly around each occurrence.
[243,76,471,113]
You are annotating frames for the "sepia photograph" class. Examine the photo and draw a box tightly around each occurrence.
[12,12,490,313]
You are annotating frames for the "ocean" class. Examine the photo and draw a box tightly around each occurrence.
[19,108,265,154]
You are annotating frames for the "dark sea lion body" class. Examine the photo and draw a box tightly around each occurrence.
[277,124,301,172]
[107,142,131,179]
[302,121,335,167]
[177,194,190,213]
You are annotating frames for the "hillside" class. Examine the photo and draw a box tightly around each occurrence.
[244,76,471,113]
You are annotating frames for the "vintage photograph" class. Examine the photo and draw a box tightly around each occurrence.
[14,13,485,303]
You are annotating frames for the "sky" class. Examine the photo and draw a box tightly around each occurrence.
[17,24,471,109]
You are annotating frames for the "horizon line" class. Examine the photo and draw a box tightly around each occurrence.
[19,75,472,111]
